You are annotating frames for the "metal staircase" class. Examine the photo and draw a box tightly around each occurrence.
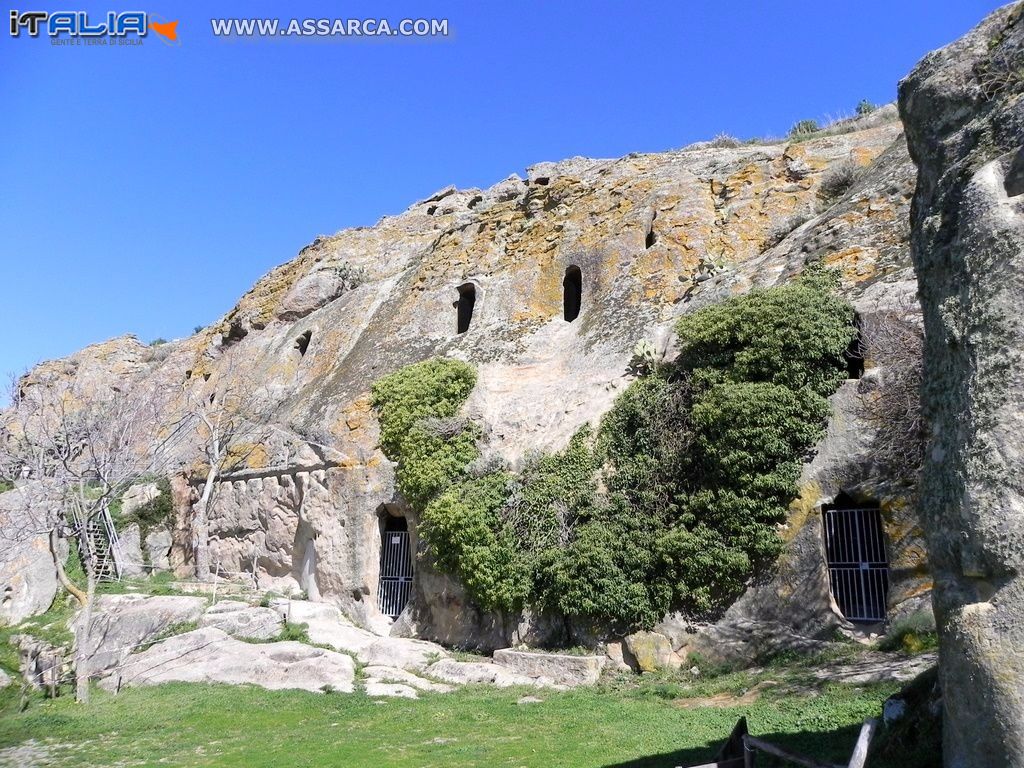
[70,505,124,582]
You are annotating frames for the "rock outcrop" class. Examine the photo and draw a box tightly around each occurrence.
[75,594,207,678]
[0,488,62,625]
[899,4,1024,766]
[5,91,926,659]
[101,627,356,694]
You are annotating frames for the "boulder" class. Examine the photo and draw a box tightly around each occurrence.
[0,488,60,624]
[362,665,453,693]
[426,659,546,688]
[121,483,160,516]
[363,680,418,699]
[75,594,207,677]
[200,601,283,640]
[0,668,10,689]
[270,599,377,654]
[624,631,681,673]
[359,636,448,671]
[144,528,172,571]
[492,648,605,687]
[117,524,146,578]
[101,627,355,693]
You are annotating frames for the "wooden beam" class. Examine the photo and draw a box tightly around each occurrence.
[847,719,878,768]
[742,735,844,768]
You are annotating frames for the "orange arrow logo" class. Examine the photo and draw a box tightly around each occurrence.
[150,19,178,41]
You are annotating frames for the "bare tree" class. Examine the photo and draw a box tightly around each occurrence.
[860,310,925,482]
[174,357,269,581]
[0,371,167,702]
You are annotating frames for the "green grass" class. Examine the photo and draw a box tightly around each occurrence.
[0,675,899,768]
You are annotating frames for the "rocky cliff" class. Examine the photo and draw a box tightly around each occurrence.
[4,99,927,657]
[899,3,1024,765]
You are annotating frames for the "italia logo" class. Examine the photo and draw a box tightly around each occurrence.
[9,10,179,41]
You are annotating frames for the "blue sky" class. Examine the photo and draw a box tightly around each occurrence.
[0,1,1004,382]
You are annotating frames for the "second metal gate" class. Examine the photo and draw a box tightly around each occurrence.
[377,529,413,619]
[823,506,890,622]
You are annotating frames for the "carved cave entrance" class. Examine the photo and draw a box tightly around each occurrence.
[563,265,582,322]
[377,512,413,619]
[822,495,890,623]
[455,283,476,334]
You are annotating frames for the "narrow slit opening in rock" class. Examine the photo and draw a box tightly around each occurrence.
[455,283,476,334]
[563,266,582,322]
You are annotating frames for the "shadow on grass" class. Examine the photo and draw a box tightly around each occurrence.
[601,721,864,768]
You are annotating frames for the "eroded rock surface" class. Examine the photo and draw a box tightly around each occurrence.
[101,627,355,693]
[899,5,1024,766]
[76,594,207,677]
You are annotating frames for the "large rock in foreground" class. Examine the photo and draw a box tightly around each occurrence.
[76,594,207,677]
[0,488,60,625]
[101,627,356,693]
[899,4,1024,766]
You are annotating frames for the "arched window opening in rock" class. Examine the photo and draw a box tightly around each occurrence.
[563,266,582,322]
[377,510,413,619]
[455,283,476,334]
[294,330,312,357]
[822,494,890,623]
[844,313,865,379]
[426,205,437,216]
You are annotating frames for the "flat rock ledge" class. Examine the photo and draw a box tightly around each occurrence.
[493,648,605,686]
[100,627,356,694]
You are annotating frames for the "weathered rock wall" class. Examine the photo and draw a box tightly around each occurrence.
[6,105,927,656]
[899,4,1024,766]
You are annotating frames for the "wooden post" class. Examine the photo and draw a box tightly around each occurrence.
[847,719,878,768]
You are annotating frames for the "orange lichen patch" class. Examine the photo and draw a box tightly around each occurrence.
[850,146,878,167]
[824,246,880,282]
[225,442,270,470]
[783,480,823,544]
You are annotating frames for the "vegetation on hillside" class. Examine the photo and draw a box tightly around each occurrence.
[372,268,856,632]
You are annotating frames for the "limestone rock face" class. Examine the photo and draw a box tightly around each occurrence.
[899,5,1024,766]
[101,627,355,693]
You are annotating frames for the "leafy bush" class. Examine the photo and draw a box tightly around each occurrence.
[371,358,479,510]
[818,160,860,203]
[0,479,12,494]
[375,271,854,630]
[707,133,742,148]
[119,477,173,540]
[675,266,855,398]
[789,119,820,137]
[149,338,168,347]
[856,99,877,116]
[878,612,938,655]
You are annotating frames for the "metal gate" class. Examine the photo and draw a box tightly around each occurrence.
[377,530,413,619]
[823,507,889,622]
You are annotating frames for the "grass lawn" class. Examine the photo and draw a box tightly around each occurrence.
[0,674,900,768]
